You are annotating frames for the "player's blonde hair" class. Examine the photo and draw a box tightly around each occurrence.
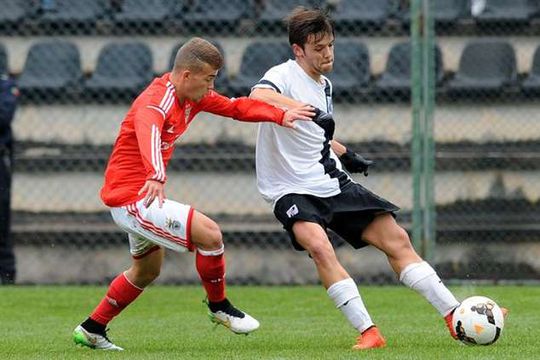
[173,37,223,73]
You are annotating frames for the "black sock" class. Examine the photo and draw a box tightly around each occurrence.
[208,298,231,313]
[81,317,106,335]
[208,298,244,318]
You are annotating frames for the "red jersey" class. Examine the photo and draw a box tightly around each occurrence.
[101,73,285,207]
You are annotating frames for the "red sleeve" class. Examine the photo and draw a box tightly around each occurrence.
[134,106,167,183]
[197,90,285,125]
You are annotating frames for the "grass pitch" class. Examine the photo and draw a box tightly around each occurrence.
[0,285,538,359]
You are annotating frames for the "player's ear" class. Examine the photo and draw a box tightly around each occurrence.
[292,44,304,58]
[180,69,191,80]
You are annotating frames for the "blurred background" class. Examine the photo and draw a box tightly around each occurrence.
[1,0,539,285]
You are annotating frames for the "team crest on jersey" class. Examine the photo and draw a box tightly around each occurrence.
[161,141,173,150]
[165,217,183,232]
[286,204,299,218]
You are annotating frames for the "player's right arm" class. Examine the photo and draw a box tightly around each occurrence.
[133,92,170,207]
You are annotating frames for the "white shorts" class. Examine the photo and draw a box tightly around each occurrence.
[110,198,195,258]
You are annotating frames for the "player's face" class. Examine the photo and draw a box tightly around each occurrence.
[185,63,218,102]
[299,32,335,75]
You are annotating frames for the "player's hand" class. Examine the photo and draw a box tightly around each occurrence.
[339,149,374,176]
[138,179,165,208]
[281,105,315,129]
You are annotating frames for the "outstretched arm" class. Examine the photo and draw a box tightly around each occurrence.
[250,88,307,109]
[198,90,313,128]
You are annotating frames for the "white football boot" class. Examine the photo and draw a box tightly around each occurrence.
[208,301,260,334]
[73,325,124,351]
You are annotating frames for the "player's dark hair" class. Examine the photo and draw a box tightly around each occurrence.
[286,7,334,49]
[173,37,223,73]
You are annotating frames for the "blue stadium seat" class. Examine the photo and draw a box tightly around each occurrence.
[229,41,293,96]
[257,0,323,32]
[375,41,443,100]
[18,40,82,103]
[331,0,392,34]
[475,0,538,25]
[0,0,29,34]
[326,40,370,101]
[112,0,177,32]
[398,0,469,27]
[38,0,106,34]
[85,42,153,102]
[447,40,517,98]
[182,0,251,34]
[521,45,540,95]
[169,41,230,94]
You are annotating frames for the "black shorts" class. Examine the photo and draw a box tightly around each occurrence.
[273,183,400,251]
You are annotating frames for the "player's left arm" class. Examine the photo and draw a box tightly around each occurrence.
[332,139,373,176]
[198,90,314,128]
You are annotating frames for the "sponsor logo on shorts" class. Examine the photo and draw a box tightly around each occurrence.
[286,204,299,218]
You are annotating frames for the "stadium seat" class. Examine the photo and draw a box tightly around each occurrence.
[169,41,230,93]
[331,0,392,34]
[397,0,469,27]
[0,44,6,74]
[446,40,517,98]
[521,45,540,95]
[375,41,443,101]
[18,40,82,103]
[326,40,370,101]
[182,0,251,34]
[37,0,106,34]
[257,0,322,32]
[0,0,29,34]
[85,42,153,102]
[474,0,538,25]
[112,0,176,33]
[229,41,293,96]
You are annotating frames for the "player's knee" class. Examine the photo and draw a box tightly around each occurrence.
[131,267,160,286]
[307,240,335,265]
[200,221,223,250]
[388,226,415,256]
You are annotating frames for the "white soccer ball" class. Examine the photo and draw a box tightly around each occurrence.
[452,296,504,345]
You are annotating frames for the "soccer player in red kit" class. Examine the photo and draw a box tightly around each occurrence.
[72,37,314,351]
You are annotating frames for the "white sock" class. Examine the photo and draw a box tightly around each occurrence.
[327,278,374,333]
[400,261,460,316]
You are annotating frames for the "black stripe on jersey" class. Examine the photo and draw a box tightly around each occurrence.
[257,80,282,93]
[323,79,332,113]
[313,114,351,189]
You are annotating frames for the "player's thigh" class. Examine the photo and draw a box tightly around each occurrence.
[361,213,413,256]
[111,199,194,253]
[189,210,222,250]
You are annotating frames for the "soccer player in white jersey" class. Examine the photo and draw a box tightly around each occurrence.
[249,7,488,350]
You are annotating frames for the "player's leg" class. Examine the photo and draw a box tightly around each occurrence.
[190,210,259,334]
[361,213,461,337]
[73,246,163,351]
[292,221,385,349]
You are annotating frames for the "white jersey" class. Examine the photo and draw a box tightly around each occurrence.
[254,59,351,207]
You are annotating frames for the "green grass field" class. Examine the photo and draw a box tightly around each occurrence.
[0,285,538,359]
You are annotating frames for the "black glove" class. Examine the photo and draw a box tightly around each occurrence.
[339,149,373,176]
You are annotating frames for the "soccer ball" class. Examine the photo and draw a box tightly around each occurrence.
[452,296,504,345]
